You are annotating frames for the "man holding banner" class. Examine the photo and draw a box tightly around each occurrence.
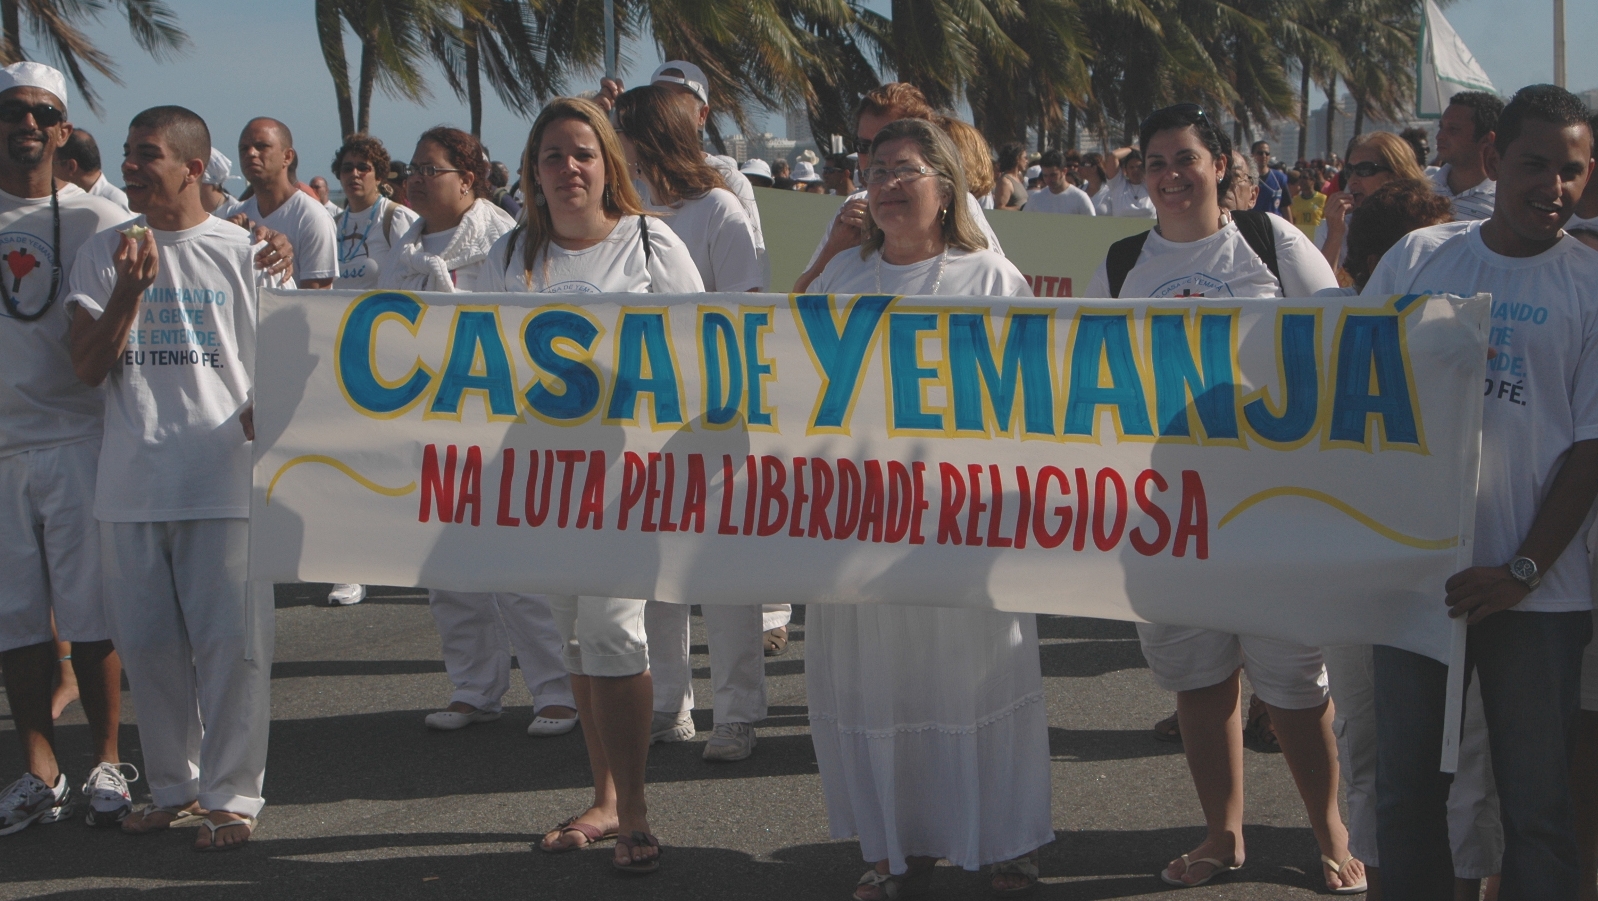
[1362,85,1598,901]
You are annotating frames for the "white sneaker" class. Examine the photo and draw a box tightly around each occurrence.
[424,707,501,730]
[650,709,695,744]
[526,712,579,737]
[0,772,71,836]
[702,722,757,761]
[327,583,366,605]
[81,762,138,828]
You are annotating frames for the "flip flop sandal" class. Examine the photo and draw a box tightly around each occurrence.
[989,855,1040,896]
[539,815,618,853]
[763,626,789,657]
[1152,711,1181,743]
[195,815,255,852]
[613,831,662,875]
[1321,854,1369,894]
[853,866,933,900]
[1159,854,1241,888]
[122,803,207,834]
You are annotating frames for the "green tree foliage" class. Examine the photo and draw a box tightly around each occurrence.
[0,0,188,115]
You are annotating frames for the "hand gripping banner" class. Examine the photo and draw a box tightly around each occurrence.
[252,290,1488,667]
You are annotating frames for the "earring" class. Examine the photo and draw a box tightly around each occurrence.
[533,191,546,207]
[604,185,612,206]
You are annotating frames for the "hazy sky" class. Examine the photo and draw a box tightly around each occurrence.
[37,0,1595,191]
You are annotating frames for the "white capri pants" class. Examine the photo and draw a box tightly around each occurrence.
[1323,643,1502,877]
[647,601,768,724]
[427,591,574,713]
[1136,623,1329,709]
[0,439,106,652]
[547,596,649,677]
[102,519,274,818]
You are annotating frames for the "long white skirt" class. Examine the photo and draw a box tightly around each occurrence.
[805,603,1054,873]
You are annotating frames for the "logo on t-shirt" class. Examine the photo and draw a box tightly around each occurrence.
[0,230,55,316]
[543,280,602,294]
[1152,272,1231,298]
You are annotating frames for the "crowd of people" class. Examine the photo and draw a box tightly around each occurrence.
[0,50,1596,901]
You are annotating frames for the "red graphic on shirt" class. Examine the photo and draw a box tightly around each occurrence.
[5,249,36,292]
[1174,288,1206,298]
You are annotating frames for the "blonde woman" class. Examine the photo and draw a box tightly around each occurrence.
[477,97,702,876]
[807,118,1050,900]
[1315,131,1426,274]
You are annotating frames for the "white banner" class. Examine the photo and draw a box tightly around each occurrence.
[1417,0,1496,118]
[251,290,1488,664]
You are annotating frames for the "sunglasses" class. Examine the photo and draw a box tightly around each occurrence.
[1346,161,1392,178]
[1141,102,1207,131]
[0,102,63,127]
[338,161,375,176]
[407,164,463,179]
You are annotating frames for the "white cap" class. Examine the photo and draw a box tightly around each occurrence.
[649,60,709,107]
[739,158,772,180]
[0,62,68,111]
[1024,164,1041,180]
[793,161,821,183]
[204,148,232,186]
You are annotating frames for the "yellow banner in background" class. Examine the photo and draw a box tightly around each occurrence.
[754,187,1154,296]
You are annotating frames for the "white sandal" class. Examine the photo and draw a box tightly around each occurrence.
[121,803,206,834]
[1321,854,1369,894]
[195,814,256,852]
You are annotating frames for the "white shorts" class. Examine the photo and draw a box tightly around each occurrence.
[1582,609,1598,712]
[1136,623,1329,710]
[548,596,649,678]
[0,439,105,652]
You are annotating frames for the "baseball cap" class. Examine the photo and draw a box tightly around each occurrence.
[650,61,709,107]
[0,62,68,112]
[204,148,232,186]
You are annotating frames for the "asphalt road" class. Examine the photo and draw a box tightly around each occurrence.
[1,586,1344,900]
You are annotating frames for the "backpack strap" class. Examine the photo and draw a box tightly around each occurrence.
[1106,230,1152,298]
[1230,209,1282,291]
[639,215,653,264]
[503,224,523,267]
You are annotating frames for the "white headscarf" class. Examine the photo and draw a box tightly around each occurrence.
[381,198,516,292]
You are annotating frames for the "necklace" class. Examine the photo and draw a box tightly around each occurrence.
[875,248,948,295]
[338,198,381,263]
[0,184,61,322]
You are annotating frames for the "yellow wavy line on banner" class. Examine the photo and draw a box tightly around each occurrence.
[266,455,416,505]
[1217,487,1458,551]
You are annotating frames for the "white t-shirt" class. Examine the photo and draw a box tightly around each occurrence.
[1024,184,1097,216]
[1429,164,1496,222]
[477,215,705,295]
[805,190,1004,274]
[334,196,420,289]
[67,215,292,522]
[87,174,130,212]
[707,154,765,252]
[1086,213,1339,299]
[240,189,338,283]
[0,186,127,456]
[643,187,762,291]
[1089,183,1110,214]
[1565,213,1598,233]
[810,245,1031,298]
[1101,173,1156,218]
[977,192,995,210]
[1363,221,1598,612]
[322,199,341,218]
[1313,214,1351,269]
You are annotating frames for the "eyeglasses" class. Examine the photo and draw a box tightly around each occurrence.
[407,164,463,179]
[863,164,939,186]
[1346,161,1392,178]
[0,102,63,127]
[338,161,375,176]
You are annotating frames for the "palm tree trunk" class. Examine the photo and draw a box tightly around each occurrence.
[464,17,482,138]
[1324,73,1337,159]
[1067,103,1076,150]
[316,0,355,138]
[1,0,19,63]
[357,32,377,135]
[1298,64,1310,162]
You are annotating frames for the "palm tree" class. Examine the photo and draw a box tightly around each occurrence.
[0,0,188,115]
[318,0,443,138]
[966,0,1091,151]
[429,0,566,137]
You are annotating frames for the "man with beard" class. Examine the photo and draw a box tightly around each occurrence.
[236,118,335,288]
[0,62,138,836]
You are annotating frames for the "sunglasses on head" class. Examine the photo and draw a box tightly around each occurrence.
[1346,161,1392,178]
[0,102,63,127]
[1141,103,1206,130]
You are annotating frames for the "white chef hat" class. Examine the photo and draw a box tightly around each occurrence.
[0,62,68,112]
[204,148,232,186]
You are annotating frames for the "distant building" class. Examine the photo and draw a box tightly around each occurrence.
[785,107,810,142]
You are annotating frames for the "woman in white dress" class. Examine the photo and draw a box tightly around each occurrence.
[478,97,704,875]
[610,83,784,763]
[806,117,1052,900]
[376,128,578,739]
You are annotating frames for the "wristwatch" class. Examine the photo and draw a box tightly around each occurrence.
[1507,556,1541,590]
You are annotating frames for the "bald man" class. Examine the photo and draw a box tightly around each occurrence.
[237,117,334,288]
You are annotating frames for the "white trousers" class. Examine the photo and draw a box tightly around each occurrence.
[647,601,787,724]
[1324,643,1502,878]
[427,591,573,712]
[102,519,273,818]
